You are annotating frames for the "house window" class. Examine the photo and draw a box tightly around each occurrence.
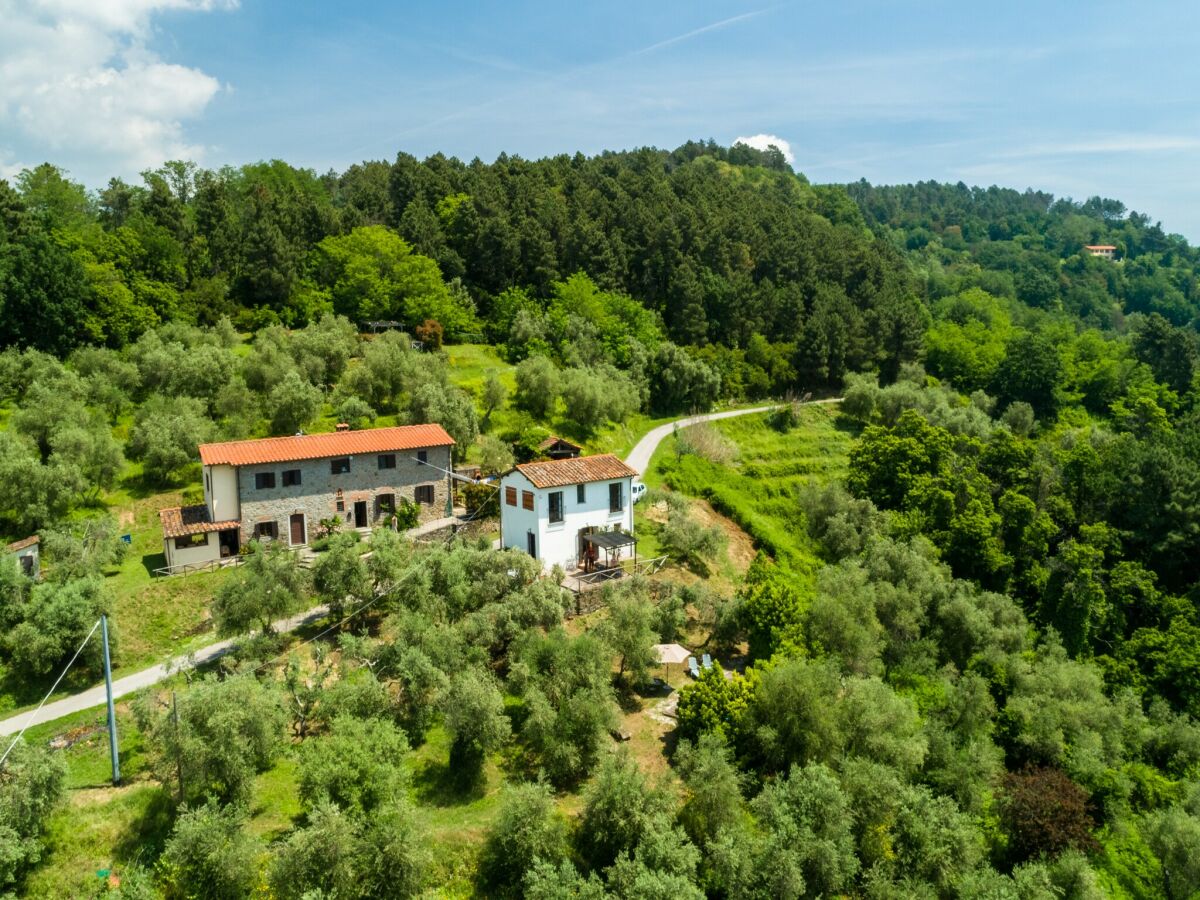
[282,468,301,487]
[254,472,276,490]
[205,471,211,494]
[609,483,623,513]
[576,484,586,504]
[417,450,428,464]
[505,486,517,506]
[549,491,564,524]
[174,533,207,550]
[331,457,351,475]
[376,493,395,516]
[335,499,345,513]
[378,453,396,470]
[522,490,534,511]
[415,484,435,505]
[256,521,278,540]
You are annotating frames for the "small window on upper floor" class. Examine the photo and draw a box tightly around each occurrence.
[255,472,276,490]
[331,457,351,475]
[417,450,428,464]
[609,482,623,513]
[576,484,586,504]
[549,491,564,524]
[378,453,396,470]
[282,469,302,487]
[522,490,534,511]
[505,486,518,506]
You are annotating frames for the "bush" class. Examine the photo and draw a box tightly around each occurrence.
[463,481,500,517]
[0,740,65,892]
[675,422,736,465]
[298,716,410,816]
[135,675,286,806]
[415,318,444,350]
[159,800,259,900]
[480,782,569,895]
[660,507,725,576]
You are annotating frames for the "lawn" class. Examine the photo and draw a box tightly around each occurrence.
[646,404,853,583]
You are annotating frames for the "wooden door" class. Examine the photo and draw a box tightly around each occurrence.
[289,513,305,545]
[354,500,368,528]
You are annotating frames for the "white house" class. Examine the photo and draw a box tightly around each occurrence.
[499,454,639,571]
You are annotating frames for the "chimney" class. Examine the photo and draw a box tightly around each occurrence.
[335,422,350,432]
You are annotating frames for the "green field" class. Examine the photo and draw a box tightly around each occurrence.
[645,405,853,582]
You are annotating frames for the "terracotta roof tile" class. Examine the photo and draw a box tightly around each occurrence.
[5,535,38,553]
[159,505,240,539]
[513,454,638,489]
[536,435,582,452]
[199,424,454,467]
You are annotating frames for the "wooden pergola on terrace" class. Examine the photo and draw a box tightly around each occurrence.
[581,530,637,574]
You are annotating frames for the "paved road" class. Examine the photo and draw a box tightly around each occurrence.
[624,398,841,475]
[0,604,331,737]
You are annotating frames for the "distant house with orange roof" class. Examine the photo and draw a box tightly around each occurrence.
[1084,244,1117,260]
[158,423,454,572]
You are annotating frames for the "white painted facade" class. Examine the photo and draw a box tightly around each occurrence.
[162,532,222,570]
[204,464,240,523]
[499,469,634,571]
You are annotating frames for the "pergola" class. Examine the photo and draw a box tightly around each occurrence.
[581,530,637,573]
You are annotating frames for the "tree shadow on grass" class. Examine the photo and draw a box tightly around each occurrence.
[410,751,488,807]
[113,786,175,864]
[141,552,166,578]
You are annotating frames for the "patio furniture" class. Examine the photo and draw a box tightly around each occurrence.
[687,656,700,679]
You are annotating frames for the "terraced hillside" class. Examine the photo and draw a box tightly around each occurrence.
[646,404,852,579]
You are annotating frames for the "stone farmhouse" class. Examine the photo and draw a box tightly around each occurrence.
[158,423,454,571]
[499,454,638,572]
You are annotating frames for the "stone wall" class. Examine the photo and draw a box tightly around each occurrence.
[236,445,452,546]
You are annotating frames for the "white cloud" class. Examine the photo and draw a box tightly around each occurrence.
[0,0,235,178]
[733,132,794,163]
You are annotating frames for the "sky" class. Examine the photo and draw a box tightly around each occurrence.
[3,0,1200,237]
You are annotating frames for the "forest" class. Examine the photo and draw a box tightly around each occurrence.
[1,142,1199,898]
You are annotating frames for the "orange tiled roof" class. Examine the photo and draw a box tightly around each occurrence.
[5,535,38,553]
[513,454,638,489]
[1084,245,1117,250]
[159,505,240,539]
[199,424,454,467]
[536,435,582,452]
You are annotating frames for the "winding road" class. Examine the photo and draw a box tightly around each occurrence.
[1,400,837,737]
[624,398,842,474]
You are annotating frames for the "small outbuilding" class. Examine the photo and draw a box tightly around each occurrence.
[536,436,583,460]
[6,535,39,578]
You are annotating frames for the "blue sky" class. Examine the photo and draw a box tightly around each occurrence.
[3,1,1200,237]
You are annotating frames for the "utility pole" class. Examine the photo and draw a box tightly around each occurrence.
[101,614,120,786]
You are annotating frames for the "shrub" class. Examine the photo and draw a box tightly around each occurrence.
[675,422,736,465]
[159,801,258,900]
[416,318,444,350]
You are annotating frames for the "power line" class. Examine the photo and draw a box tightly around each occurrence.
[0,618,102,768]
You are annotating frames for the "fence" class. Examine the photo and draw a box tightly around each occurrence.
[567,555,669,593]
[152,556,245,578]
